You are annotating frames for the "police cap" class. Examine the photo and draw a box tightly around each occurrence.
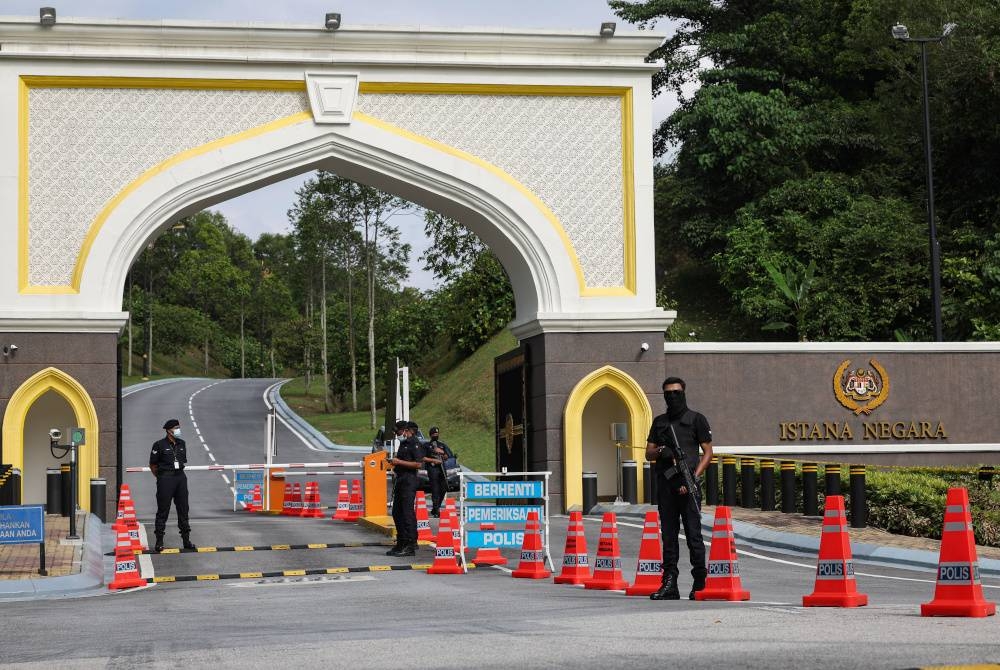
[429,426,440,436]
[162,419,180,430]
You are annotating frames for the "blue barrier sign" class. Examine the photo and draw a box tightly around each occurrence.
[234,470,265,506]
[465,481,544,499]
[464,505,543,524]
[466,529,526,549]
[0,505,45,545]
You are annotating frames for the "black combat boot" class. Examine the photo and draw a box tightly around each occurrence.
[649,573,680,600]
[181,535,197,550]
[385,543,403,556]
[689,568,707,600]
[395,543,416,557]
[154,533,164,553]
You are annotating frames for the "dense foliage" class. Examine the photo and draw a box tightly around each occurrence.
[612,0,1000,341]
[123,172,514,418]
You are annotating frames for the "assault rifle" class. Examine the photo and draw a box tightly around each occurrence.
[666,424,702,511]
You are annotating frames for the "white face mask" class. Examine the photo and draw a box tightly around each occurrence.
[171,428,181,438]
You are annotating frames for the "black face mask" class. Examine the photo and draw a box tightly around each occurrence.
[663,389,687,419]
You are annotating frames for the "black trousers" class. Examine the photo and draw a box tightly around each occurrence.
[657,478,706,580]
[427,466,447,513]
[154,472,191,537]
[392,477,418,546]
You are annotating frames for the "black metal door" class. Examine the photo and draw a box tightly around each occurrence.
[495,347,528,474]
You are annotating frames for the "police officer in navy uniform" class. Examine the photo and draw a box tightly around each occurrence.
[422,426,453,518]
[645,377,713,600]
[387,421,425,557]
[149,419,196,553]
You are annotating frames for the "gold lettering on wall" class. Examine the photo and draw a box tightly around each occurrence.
[781,420,946,442]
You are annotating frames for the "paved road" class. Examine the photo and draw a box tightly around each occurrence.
[0,378,998,669]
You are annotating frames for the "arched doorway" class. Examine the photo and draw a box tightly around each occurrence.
[563,365,652,510]
[2,367,100,510]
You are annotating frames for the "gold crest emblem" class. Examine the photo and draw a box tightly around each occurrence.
[834,358,890,415]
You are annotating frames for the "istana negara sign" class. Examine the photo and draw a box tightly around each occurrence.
[778,358,947,442]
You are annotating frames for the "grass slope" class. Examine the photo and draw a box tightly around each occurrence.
[279,330,517,470]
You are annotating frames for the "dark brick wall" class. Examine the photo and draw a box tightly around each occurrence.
[0,332,119,520]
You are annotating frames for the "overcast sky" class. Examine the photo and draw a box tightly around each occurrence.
[4,1,678,290]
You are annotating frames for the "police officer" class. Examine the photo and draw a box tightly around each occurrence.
[422,426,453,518]
[149,418,196,553]
[387,421,425,557]
[645,377,713,600]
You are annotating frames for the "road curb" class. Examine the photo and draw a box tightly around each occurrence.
[590,503,1000,577]
[0,512,106,599]
[267,380,370,453]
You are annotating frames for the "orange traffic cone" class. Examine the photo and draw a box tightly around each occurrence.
[280,483,294,516]
[301,481,324,518]
[584,512,627,590]
[121,498,145,552]
[331,480,350,521]
[113,485,131,531]
[415,494,433,543]
[444,498,461,546]
[695,506,750,601]
[426,509,464,574]
[472,523,508,566]
[246,484,262,512]
[512,511,551,579]
[803,495,867,607]
[345,480,363,522]
[108,527,145,590]
[554,511,591,585]
[625,511,664,596]
[921,487,996,617]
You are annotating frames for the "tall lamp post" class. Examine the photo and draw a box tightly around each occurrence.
[892,22,957,342]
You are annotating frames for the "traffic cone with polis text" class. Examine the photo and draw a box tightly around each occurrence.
[331,479,350,521]
[553,510,591,585]
[625,510,664,596]
[512,511,551,579]
[415,494,434,543]
[426,508,464,574]
[345,479,363,522]
[584,512,628,590]
[803,495,867,607]
[246,484,262,513]
[921,487,996,617]
[445,497,461,546]
[280,483,294,516]
[108,527,145,590]
[695,506,750,601]
[472,523,508,566]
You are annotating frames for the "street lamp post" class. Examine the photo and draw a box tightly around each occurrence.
[892,22,957,342]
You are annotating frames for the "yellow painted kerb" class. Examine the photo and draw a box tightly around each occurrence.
[563,365,652,510]
[17,76,310,295]
[1,367,100,511]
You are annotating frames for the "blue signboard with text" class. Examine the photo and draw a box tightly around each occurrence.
[464,480,544,500]
[0,505,45,545]
[234,470,265,507]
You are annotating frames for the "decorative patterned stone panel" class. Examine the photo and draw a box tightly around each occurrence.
[357,93,626,288]
[26,86,309,287]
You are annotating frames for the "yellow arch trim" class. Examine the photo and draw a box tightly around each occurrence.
[562,365,652,510]
[19,77,636,297]
[358,82,636,296]
[1,367,100,511]
[17,76,311,294]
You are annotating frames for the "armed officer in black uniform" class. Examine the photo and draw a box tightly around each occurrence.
[646,377,713,600]
[387,421,425,557]
[149,418,196,553]
[422,426,453,518]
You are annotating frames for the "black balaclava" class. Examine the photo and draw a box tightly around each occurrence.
[664,389,687,420]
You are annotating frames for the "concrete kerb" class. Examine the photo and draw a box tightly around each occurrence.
[0,512,106,599]
[589,503,1000,578]
[268,379,371,454]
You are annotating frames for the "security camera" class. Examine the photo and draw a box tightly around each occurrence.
[325,12,341,30]
[640,342,650,352]
[49,428,62,443]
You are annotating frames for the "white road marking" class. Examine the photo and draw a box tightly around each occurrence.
[185,381,230,495]
[221,474,230,485]
[208,453,216,462]
[228,575,376,588]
